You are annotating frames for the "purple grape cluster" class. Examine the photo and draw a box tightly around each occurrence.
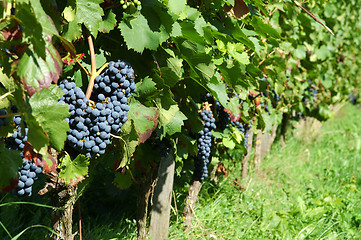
[272,89,280,105]
[5,115,28,152]
[215,99,250,150]
[15,159,42,197]
[193,110,216,181]
[92,60,136,133]
[215,100,230,130]
[231,120,251,149]
[59,60,136,158]
[5,115,42,197]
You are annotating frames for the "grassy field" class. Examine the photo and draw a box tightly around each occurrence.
[166,103,361,239]
[2,103,361,239]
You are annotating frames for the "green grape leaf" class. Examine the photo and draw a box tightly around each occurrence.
[158,67,181,87]
[155,91,179,126]
[175,133,195,162]
[26,116,49,152]
[134,77,157,99]
[194,16,207,36]
[207,75,228,109]
[29,0,58,36]
[75,0,104,37]
[226,0,235,6]
[119,5,174,53]
[231,25,256,50]
[190,55,216,82]
[118,120,139,168]
[227,42,250,65]
[62,0,76,22]
[162,111,187,136]
[222,137,236,149]
[168,0,186,16]
[216,39,227,54]
[180,21,205,45]
[0,145,22,193]
[63,20,82,42]
[58,154,89,186]
[99,10,117,33]
[17,3,46,58]
[29,85,69,151]
[17,40,62,96]
[251,16,281,39]
[166,56,183,78]
[315,45,330,61]
[113,171,133,190]
[57,36,77,58]
[128,101,159,143]
[294,45,306,59]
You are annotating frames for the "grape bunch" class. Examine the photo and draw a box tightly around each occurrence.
[120,0,141,9]
[349,93,358,105]
[243,124,251,149]
[0,109,9,126]
[15,159,42,197]
[215,97,250,150]
[59,60,136,158]
[5,115,28,152]
[150,136,172,158]
[4,115,42,197]
[215,100,230,130]
[231,120,251,149]
[193,110,216,181]
[272,89,280,107]
[92,60,136,133]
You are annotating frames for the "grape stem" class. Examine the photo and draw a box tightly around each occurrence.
[85,34,97,99]
[293,0,334,35]
[0,112,22,118]
[126,165,139,184]
[74,58,90,76]
[258,49,276,66]
[0,91,13,101]
[96,62,109,76]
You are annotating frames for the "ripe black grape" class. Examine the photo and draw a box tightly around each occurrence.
[5,115,28,152]
[60,59,136,158]
[215,98,250,150]
[193,109,216,181]
[3,114,42,197]
[215,100,230,130]
[15,159,42,197]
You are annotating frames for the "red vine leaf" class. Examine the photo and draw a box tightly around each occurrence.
[128,102,159,144]
[23,143,57,173]
[18,35,62,97]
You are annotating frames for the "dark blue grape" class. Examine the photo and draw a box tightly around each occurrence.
[193,109,216,181]
[59,60,136,158]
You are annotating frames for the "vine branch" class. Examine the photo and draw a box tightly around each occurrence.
[74,58,90,76]
[0,112,22,118]
[294,1,334,35]
[85,34,97,99]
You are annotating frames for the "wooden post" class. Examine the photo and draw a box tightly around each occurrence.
[51,184,77,240]
[136,174,154,240]
[241,126,254,179]
[254,131,262,172]
[149,154,175,240]
[183,180,202,231]
[260,125,278,160]
[280,113,289,147]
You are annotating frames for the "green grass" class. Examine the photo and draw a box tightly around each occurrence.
[2,104,361,239]
[167,104,361,239]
